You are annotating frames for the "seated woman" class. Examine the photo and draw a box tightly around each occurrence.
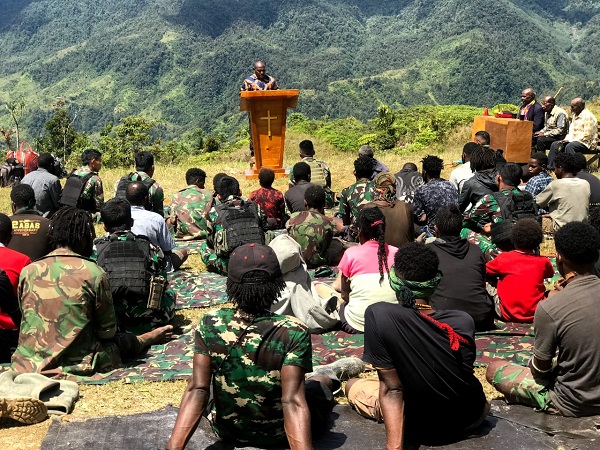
[333,207,398,333]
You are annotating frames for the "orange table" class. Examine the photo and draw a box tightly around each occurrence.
[472,116,533,163]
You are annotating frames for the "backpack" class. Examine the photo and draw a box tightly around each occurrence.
[213,200,265,257]
[115,172,156,208]
[492,190,539,223]
[60,170,96,210]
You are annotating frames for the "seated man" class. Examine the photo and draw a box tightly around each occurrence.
[524,152,553,196]
[200,176,266,275]
[536,153,590,231]
[61,147,104,214]
[20,153,62,217]
[285,162,313,214]
[127,182,188,272]
[287,185,343,268]
[11,207,172,377]
[338,157,375,241]
[394,162,423,203]
[473,130,491,147]
[95,198,176,334]
[115,151,165,216]
[358,144,389,181]
[449,142,478,193]
[289,140,334,208]
[249,167,287,230]
[8,183,52,260]
[548,98,598,169]
[573,152,600,209]
[487,222,600,417]
[167,243,364,449]
[0,213,31,294]
[346,242,488,448]
[413,155,458,236]
[428,205,494,331]
[458,146,498,212]
[534,96,568,153]
[168,168,213,240]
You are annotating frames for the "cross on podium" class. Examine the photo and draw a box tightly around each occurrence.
[260,110,278,137]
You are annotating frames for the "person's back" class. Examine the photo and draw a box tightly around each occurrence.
[458,147,499,212]
[285,162,313,213]
[573,153,600,205]
[115,151,164,216]
[8,184,52,261]
[395,163,424,203]
[486,219,554,323]
[170,168,213,240]
[63,147,104,213]
[249,168,286,229]
[20,153,62,217]
[0,213,32,294]
[428,206,494,331]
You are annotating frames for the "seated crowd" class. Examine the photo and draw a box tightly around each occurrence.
[2,95,600,449]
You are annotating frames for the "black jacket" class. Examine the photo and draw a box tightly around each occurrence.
[429,236,494,331]
[459,168,498,212]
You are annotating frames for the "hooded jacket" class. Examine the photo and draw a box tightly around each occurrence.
[459,168,498,212]
[428,236,494,331]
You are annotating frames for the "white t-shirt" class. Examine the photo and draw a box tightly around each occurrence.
[535,177,590,230]
[449,161,473,194]
[338,241,398,331]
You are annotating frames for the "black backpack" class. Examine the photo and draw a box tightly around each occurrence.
[60,170,96,210]
[115,172,156,206]
[492,190,539,223]
[213,200,265,257]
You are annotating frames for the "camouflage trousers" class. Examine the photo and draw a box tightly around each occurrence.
[200,242,229,276]
[486,361,559,413]
[460,228,499,261]
[117,288,177,335]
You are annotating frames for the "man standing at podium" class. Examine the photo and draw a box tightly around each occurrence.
[241,61,279,162]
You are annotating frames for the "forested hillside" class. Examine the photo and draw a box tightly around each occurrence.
[0,0,599,141]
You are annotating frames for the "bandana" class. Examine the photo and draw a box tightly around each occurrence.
[388,267,442,309]
[372,172,397,205]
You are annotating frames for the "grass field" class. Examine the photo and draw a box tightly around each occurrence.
[0,124,512,448]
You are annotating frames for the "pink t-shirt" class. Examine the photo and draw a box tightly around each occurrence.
[338,241,398,331]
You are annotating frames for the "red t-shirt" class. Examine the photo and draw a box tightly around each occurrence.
[249,187,286,228]
[0,246,31,329]
[486,250,554,323]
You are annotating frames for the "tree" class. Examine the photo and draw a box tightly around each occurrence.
[43,107,79,160]
[5,99,25,150]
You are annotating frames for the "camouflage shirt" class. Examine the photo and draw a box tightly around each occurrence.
[195,307,312,446]
[73,166,104,212]
[11,248,121,376]
[463,187,521,231]
[286,210,335,267]
[338,180,375,226]
[114,171,164,217]
[170,185,213,240]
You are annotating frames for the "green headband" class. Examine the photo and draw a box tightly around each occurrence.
[388,267,442,309]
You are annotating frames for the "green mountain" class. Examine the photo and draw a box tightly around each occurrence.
[0,0,599,141]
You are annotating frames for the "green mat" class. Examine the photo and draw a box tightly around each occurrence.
[173,239,205,254]
[168,271,229,309]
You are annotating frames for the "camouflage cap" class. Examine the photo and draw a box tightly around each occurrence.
[229,243,281,283]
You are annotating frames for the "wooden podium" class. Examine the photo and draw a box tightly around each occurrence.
[241,90,299,179]
[472,116,533,163]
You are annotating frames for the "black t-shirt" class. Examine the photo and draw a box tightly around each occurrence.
[364,304,486,436]
[8,212,52,261]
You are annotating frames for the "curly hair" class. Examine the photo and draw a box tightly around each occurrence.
[49,207,95,256]
[186,168,206,186]
[305,185,326,209]
[258,167,275,188]
[356,206,389,284]
[555,222,600,265]
[394,242,439,282]
[470,146,496,172]
[226,270,286,315]
[354,156,375,180]
[511,219,543,250]
[421,155,444,177]
[555,153,579,174]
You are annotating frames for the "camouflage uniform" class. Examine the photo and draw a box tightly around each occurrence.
[73,166,104,212]
[286,211,335,267]
[289,157,334,207]
[169,185,213,240]
[200,196,266,275]
[337,180,375,241]
[114,171,164,217]
[462,187,521,231]
[195,307,312,446]
[92,232,176,335]
[460,229,500,262]
[11,249,122,376]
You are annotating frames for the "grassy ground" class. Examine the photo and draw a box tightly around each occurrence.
[0,124,509,448]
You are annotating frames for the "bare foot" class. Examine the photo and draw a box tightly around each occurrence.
[139,325,174,347]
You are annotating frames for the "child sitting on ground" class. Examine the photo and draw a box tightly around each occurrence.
[249,168,287,229]
[486,219,554,323]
